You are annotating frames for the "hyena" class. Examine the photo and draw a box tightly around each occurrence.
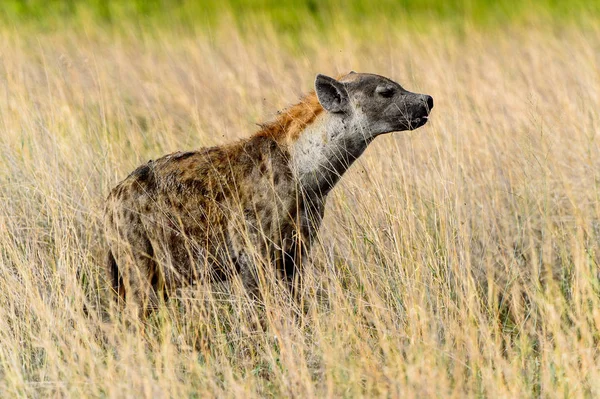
[104,72,433,315]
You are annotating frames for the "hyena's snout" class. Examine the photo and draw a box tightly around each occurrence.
[408,93,434,130]
[386,91,434,132]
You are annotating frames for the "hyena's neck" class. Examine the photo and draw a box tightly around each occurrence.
[288,112,370,199]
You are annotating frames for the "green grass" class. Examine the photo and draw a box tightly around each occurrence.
[2,0,600,36]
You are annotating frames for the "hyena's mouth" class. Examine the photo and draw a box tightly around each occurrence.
[407,114,429,130]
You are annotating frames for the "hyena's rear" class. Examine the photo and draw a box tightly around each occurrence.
[104,72,433,315]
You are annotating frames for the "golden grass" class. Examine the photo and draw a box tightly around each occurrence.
[1,20,600,397]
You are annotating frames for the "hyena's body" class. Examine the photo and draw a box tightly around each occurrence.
[105,72,433,314]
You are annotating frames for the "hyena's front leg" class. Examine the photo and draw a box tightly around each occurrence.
[281,200,324,301]
[280,232,306,302]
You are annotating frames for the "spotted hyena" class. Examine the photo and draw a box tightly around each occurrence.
[104,72,433,315]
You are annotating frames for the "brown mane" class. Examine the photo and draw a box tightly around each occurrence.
[255,91,324,143]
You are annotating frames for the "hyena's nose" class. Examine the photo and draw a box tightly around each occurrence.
[424,95,434,111]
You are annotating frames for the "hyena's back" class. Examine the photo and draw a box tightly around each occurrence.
[104,135,298,311]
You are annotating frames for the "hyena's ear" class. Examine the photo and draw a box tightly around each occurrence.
[315,74,350,113]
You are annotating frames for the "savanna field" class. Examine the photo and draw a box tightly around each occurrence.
[1,1,600,397]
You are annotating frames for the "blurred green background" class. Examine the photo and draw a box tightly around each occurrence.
[2,0,599,35]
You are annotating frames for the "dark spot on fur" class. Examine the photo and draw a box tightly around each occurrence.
[255,202,266,215]
[214,191,225,203]
[129,162,156,191]
[196,213,207,225]
[243,208,256,220]
[131,164,151,181]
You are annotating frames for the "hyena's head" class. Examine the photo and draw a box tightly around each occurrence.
[314,72,433,137]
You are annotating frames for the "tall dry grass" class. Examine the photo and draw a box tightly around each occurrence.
[1,19,600,397]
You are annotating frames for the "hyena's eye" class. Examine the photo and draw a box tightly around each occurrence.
[376,86,396,98]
